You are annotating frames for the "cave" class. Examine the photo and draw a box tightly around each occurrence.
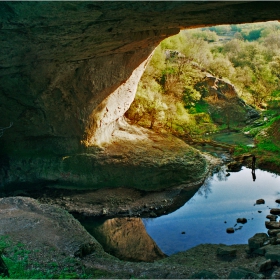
[1,1,280,191]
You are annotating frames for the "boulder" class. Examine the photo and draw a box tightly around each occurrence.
[265,245,280,262]
[266,215,278,221]
[258,259,272,272]
[256,199,265,205]
[276,199,280,204]
[268,229,280,236]
[270,208,280,215]
[246,108,261,121]
[252,246,267,256]
[248,233,268,250]
[265,221,280,230]
[0,197,105,261]
[228,267,263,279]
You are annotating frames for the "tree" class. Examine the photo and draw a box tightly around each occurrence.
[182,86,201,108]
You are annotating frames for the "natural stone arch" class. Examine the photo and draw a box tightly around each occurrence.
[0,1,280,190]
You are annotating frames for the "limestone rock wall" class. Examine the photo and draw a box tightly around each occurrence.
[0,1,280,190]
[1,1,280,154]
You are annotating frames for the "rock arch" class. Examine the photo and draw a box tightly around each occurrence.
[0,1,279,189]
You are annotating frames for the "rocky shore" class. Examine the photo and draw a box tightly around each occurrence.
[1,196,280,279]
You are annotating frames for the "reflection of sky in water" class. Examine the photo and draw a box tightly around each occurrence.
[143,167,280,256]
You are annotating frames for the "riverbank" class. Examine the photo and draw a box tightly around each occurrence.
[2,197,280,279]
[0,153,221,220]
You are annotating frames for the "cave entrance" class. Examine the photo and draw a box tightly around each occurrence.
[125,21,280,149]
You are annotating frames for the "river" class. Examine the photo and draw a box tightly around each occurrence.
[80,132,280,261]
[143,166,280,256]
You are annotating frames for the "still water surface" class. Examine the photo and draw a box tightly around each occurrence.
[143,167,280,256]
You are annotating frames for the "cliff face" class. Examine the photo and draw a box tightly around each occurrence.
[196,75,260,124]
[0,2,279,190]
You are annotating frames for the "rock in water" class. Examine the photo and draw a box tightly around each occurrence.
[256,199,265,204]
[266,214,278,221]
[226,228,234,233]
[237,218,247,224]
[271,208,280,215]
[265,221,280,230]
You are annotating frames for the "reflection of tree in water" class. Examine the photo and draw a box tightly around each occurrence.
[215,166,229,182]
[197,176,212,198]
[197,166,228,198]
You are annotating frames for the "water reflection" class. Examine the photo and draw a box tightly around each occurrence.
[143,167,280,256]
[197,167,228,198]
[80,167,280,259]
[252,169,256,181]
[81,217,166,262]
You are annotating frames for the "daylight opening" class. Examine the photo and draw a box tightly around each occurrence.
[125,21,280,147]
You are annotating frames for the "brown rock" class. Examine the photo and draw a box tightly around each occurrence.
[0,2,280,191]
[270,209,280,215]
[268,229,280,237]
[265,221,280,230]
[256,199,265,205]
[266,215,278,221]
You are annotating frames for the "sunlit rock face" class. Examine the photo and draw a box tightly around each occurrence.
[196,75,260,122]
[0,1,279,190]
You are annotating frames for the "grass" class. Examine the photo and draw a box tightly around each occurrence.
[234,115,280,174]
[0,236,109,279]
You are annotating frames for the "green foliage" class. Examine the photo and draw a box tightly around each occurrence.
[182,86,201,108]
[189,100,209,114]
[127,21,280,140]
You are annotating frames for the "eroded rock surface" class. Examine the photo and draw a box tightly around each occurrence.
[1,196,280,279]
[1,2,280,190]
[1,121,210,191]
